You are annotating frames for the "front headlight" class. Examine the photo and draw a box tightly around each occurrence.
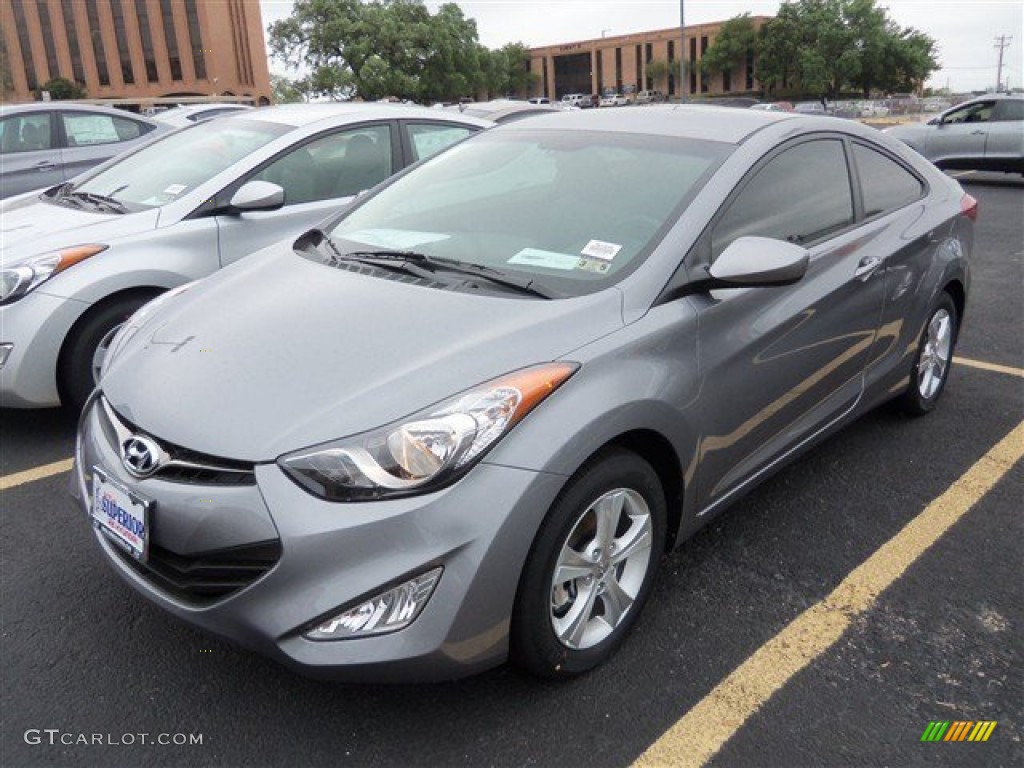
[278,362,579,501]
[0,245,107,305]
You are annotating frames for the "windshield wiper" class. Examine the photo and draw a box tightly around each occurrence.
[332,247,557,299]
[65,190,128,214]
[422,256,560,299]
[303,230,558,299]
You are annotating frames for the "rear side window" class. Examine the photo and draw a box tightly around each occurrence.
[62,112,152,147]
[407,123,474,162]
[853,143,924,218]
[712,139,854,258]
[0,113,53,153]
[993,100,1024,122]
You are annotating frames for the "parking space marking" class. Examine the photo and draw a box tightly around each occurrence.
[953,356,1024,378]
[0,459,75,491]
[950,171,977,178]
[634,419,1024,768]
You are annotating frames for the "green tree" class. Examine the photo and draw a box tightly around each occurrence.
[38,77,87,100]
[485,43,537,97]
[267,0,526,103]
[700,14,757,75]
[646,58,669,89]
[756,0,936,99]
[270,74,309,104]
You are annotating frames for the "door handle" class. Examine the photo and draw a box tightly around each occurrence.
[854,256,882,281]
[33,161,56,171]
[970,129,986,135]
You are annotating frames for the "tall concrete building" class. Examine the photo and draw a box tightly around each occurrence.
[529,18,771,101]
[1,0,271,105]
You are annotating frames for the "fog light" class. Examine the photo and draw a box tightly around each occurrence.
[306,568,442,640]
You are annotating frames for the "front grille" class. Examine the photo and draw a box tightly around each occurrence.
[111,539,282,605]
[97,397,256,486]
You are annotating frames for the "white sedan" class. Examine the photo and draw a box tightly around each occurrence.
[0,104,490,410]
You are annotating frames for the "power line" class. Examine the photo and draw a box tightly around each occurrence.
[994,34,1012,91]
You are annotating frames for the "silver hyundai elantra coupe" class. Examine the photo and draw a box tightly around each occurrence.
[73,107,974,681]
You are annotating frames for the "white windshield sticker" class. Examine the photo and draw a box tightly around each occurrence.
[581,239,622,261]
[508,248,580,271]
[163,184,187,196]
[344,229,450,249]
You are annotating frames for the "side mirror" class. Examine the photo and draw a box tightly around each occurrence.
[228,180,285,212]
[928,117,942,126]
[708,236,809,287]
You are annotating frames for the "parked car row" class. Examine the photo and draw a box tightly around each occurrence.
[1,104,491,410]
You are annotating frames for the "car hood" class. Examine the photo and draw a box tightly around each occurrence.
[102,248,625,461]
[0,194,158,256]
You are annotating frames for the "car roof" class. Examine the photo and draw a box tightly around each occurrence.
[155,104,252,117]
[0,102,160,124]
[447,100,561,121]
[495,104,800,144]
[237,102,494,130]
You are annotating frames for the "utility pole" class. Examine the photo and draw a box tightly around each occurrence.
[994,35,1012,92]
[680,0,685,101]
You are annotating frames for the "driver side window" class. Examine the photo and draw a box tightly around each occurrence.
[250,125,393,206]
[943,102,995,124]
[711,139,854,260]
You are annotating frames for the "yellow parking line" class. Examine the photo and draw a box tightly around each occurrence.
[634,419,1024,768]
[953,356,1024,378]
[950,170,976,178]
[0,458,75,491]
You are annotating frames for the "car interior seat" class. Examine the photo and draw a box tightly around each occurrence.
[333,135,390,198]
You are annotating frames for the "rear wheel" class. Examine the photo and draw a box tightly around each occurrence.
[511,449,666,678]
[900,293,959,416]
[59,294,156,412]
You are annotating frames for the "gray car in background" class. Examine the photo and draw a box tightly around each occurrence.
[885,94,1024,173]
[73,107,974,682]
[0,103,168,199]
[0,104,490,410]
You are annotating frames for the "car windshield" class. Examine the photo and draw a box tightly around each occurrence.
[68,118,290,208]
[324,128,731,296]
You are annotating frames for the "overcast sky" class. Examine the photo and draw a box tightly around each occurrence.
[259,0,1023,92]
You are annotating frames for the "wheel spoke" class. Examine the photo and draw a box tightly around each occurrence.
[559,581,599,647]
[593,491,624,548]
[610,514,652,565]
[554,546,595,584]
[600,574,634,629]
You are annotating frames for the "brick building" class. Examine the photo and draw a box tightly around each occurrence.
[1,0,271,105]
[529,18,770,101]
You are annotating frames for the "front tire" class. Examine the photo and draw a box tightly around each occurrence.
[900,292,959,416]
[58,295,155,412]
[511,449,666,678]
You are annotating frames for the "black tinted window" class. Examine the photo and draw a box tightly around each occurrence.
[853,143,923,217]
[994,99,1024,122]
[712,139,853,258]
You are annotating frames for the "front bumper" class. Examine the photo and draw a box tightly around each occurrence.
[72,396,566,681]
[0,290,87,408]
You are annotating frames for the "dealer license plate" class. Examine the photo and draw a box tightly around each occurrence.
[91,467,150,561]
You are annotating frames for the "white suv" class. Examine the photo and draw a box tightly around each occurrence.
[561,93,590,109]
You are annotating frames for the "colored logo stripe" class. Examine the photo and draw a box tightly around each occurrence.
[921,721,996,742]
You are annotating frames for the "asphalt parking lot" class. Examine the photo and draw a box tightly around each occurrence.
[1,171,1021,768]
